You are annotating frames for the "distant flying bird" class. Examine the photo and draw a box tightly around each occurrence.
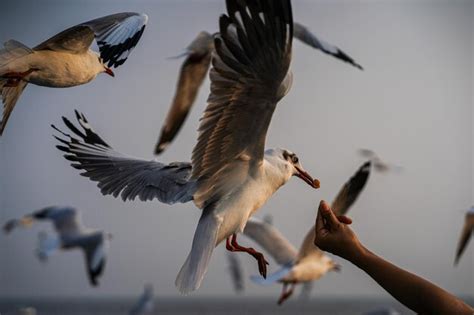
[243,161,371,305]
[454,206,474,265]
[3,206,112,286]
[154,21,363,155]
[129,284,155,315]
[358,149,402,173]
[54,0,320,295]
[0,12,148,136]
[226,252,245,294]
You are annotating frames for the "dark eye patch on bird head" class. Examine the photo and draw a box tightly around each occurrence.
[33,209,50,219]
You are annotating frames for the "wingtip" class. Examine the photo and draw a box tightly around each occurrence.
[154,141,168,155]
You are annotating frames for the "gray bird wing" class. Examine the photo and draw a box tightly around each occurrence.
[53,110,196,204]
[293,22,363,70]
[154,32,214,155]
[455,214,474,265]
[191,0,294,209]
[81,232,108,287]
[34,12,147,68]
[243,217,297,266]
[331,161,371,216]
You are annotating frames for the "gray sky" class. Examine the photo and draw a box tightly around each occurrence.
[0,0,473,300]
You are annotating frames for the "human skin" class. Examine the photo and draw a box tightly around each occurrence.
[314,200,473,315]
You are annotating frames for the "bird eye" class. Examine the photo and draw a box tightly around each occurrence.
[292,156,299,164]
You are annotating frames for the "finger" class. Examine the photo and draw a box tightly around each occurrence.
[337,215,353,225]
[320,201,340,229]
[315,200,326,233]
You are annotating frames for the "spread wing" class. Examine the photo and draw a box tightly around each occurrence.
[331,161,371,216]
[35,12,147,68]
[191,0,293,207]
[295,225,324,263]
[293,22,363,70]
[53,110,196,203]
[243,217,297,266]
[154,32,214,155]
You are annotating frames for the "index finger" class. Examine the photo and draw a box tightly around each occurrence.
[315,200,326,233]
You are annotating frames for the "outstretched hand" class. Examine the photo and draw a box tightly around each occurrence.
[314,200,363,261]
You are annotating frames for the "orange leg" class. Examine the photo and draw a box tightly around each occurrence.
[226,233,269,278]
[277,283,295,305]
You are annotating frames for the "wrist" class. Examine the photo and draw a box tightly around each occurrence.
[343,241,368,265]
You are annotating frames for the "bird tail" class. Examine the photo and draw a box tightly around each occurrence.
[0,40,32,136]
[35,231,60,262]
[175,210,222,294]
[250,263,293,286]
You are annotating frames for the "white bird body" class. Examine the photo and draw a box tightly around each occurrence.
[3,49,104,88]
[215,151,294,244]
[282,253,334,283]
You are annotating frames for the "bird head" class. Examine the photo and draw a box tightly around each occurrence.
[267,148,320,189]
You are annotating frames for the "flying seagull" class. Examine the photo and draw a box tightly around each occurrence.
[129,284,155,315]
[454,206,474,265]
[358,149,402,173]
[53,0,320,294]
[3,206,111,286]
[0,12,148,136]
[154,21,363,155]
[243,161,371,305]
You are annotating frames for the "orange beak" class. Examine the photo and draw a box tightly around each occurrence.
[105,67,115,77]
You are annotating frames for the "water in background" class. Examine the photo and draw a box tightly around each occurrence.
[0,297,422,315]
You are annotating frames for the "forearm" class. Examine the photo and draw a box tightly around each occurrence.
[349,246,472,314]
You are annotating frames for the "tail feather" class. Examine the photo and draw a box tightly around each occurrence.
[250,263,293,286]
[0,79,28,136]
[0,40,32,136]
[175,210,222,294]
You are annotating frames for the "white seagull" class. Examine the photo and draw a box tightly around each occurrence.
[154,21,363,155]
[243,161,372,305]
[53,0,320,294]
[3,206,111,286]
[0,12,148,136]
[454,206,474,265]
[129,284,155,315]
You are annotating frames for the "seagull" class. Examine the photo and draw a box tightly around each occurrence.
[358,149,402,173]
[3,206,111,286]
[454,206,474,265]
[129,284,155,315]
[53,0,320,294]
[0,12,148,136]
[154,21,363,155]
[243,161,371,305]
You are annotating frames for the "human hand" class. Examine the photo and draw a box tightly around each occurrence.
[314,200,364,261]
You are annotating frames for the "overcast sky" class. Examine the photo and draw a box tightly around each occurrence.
[0,0,473,300]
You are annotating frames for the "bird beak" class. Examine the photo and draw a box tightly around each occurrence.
[294,166,320,189]
[20,216,34,227]
[104,67,115,77]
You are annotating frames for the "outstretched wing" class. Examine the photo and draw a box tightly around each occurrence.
[293,22,363,70]
[243,217,297,266]
[35,12,147,68]
[191,0,294,208]
[154,32,214,155]
[331,161,371,216]
[53,110,196,203]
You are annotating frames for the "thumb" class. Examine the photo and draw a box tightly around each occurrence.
[315,200,326,234]
[320,201,340,230]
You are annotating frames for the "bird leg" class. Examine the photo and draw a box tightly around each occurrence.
[2,69,35,87]
[277,283,295,305]
[225,233,269,278]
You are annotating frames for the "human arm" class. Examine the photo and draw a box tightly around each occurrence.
[314,200,473,315]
